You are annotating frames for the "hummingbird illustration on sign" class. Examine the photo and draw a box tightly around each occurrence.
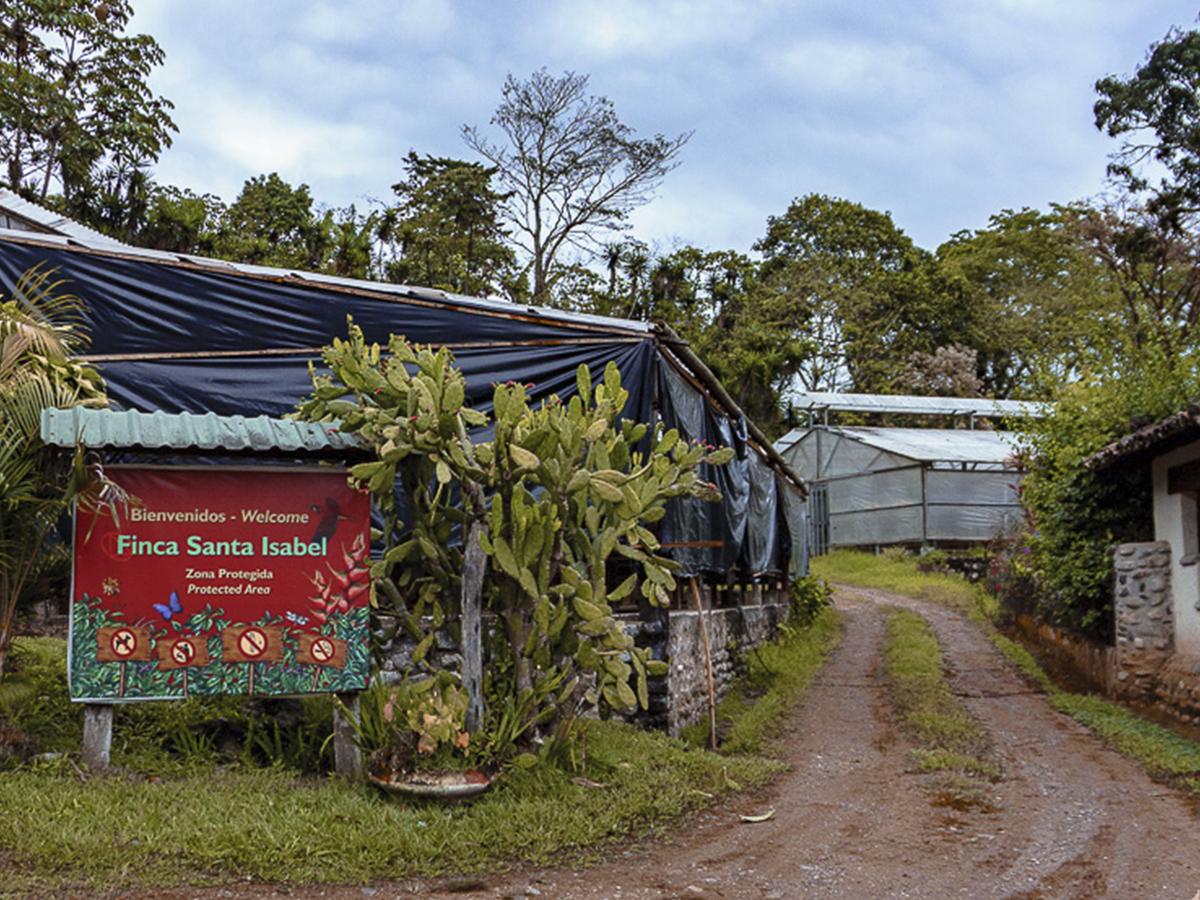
[152,590,183,621]
[310,497,349,543]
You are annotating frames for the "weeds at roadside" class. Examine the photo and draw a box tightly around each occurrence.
[0,610,836,892]
[681,604,841,755]
[0,717,781,892]
[883,609,1000,807]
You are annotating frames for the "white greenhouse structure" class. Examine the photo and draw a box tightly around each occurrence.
[776,393,1043,555]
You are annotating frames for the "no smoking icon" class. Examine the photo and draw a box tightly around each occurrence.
[310,637,336,663]
[238,627,269,659]
[298,633,346,669]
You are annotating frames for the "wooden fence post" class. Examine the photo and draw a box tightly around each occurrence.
[332,692,362,778]
[461,518,486,734]
[81,704,113,770]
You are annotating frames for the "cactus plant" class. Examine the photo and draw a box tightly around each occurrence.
[298,319,730,755]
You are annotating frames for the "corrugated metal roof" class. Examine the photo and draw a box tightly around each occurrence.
[40,407,361,454]
[777,426,1020,464]
[1084,406,1200,471]
[788,390,1051,418]
[0,227,652,337]
[0,188,128,247]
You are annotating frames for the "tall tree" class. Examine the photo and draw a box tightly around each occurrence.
[753,194,967,394]
[463,69,690,305]
[379,152,516,296]
[1095,25,1200,230]
[1088,25,1200,358]
[937,207,1119,396]
[213,173,334,271]
[0,0,175,203]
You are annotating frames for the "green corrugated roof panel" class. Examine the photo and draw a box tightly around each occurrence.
[40,407,361,454]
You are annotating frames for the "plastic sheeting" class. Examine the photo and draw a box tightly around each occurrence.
[778,474,808,580]
[659,362,748,574]
[827,466,922,514]
[778,425,1024,550]
[832,505,924,546]
[742,450,779,575]
[0,236,792,576]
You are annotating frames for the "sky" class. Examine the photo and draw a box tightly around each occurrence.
[132,0,1199,256]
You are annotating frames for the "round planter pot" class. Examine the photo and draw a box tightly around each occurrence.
[367,769,492,800]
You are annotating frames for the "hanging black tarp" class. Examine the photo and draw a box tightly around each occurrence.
[0,233,799,577]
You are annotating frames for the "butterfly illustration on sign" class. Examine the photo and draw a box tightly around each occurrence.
[152,590,184,621]
[285,610,309,626]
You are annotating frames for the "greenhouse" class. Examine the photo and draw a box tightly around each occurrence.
[776,419,1025,555]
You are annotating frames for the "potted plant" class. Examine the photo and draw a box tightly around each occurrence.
[339,673,492,799]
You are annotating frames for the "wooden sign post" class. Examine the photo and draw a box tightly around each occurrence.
[155,635,211,699]
[222,625,284,696]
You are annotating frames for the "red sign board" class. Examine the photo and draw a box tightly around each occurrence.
[69,466,372,702]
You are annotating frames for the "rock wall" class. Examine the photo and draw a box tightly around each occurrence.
[1153,656,1200,723]
[1113,541,1174,699]
[666,603,789,736]
[375,597,789,736]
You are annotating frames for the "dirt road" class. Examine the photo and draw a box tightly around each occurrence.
[170,587,1200,899]
[453,586,1200,899]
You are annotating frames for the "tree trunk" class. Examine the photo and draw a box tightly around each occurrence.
[460,518,487,733]
[504,604,533,699]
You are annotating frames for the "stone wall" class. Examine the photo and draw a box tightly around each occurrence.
[1153,656,1200,723]
[1113,541,1174,699]
[666,603,789,736]
[374,597,789,736]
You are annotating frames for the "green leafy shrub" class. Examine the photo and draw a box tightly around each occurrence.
[1015,344,1200,636]
[787,574,832,626]
[0,636,335,773]
[915,547,948,574]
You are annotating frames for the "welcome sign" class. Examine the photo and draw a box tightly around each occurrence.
[69,467,372,702]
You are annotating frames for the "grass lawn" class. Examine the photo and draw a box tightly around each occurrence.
[0,609,842,893]
[0,720,779,894]
[814,549,1200,795]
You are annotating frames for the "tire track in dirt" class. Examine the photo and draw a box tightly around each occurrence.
[835,586,1200,900]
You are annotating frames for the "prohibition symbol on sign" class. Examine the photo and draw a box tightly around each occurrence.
[172,641,195,664]
[111,628,138,658]
[297,633,348,668]
[222,625,284,664]
[96,625,152,662]
[238,627,268,659]
[156,636,210,671]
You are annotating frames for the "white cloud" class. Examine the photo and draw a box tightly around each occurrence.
[295,0,456,46]
[133,0,1200,256]
[538,0,772,59]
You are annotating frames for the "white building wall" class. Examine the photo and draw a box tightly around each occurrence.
[1151,442,1200,655]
